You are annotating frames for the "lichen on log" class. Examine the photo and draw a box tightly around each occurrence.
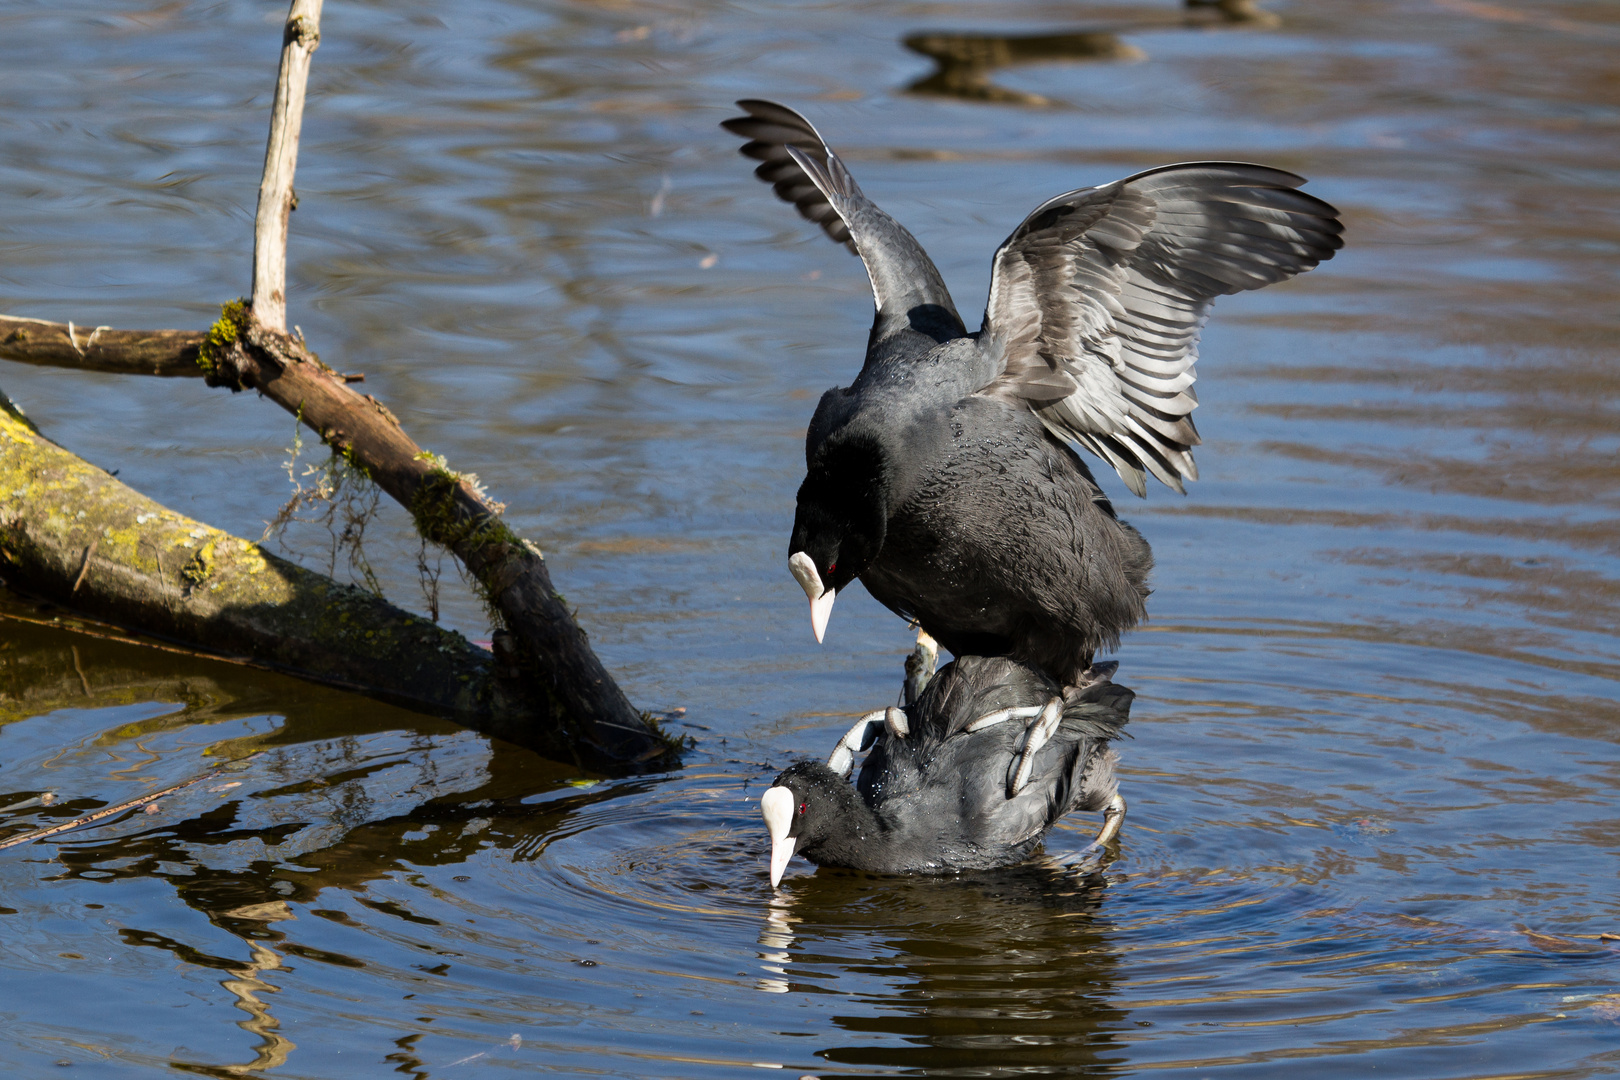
[0,0,679,772]
[0,395,610,762]
[193,312,675,766]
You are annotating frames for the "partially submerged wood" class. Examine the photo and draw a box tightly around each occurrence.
[0,314,673,769]
[197,307,668,765]
[0,396,657,765]
[0,0,677,771]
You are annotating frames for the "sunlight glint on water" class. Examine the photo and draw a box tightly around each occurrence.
[1,0,1617,1076]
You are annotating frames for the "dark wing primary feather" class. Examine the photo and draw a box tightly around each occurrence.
[979,163,1344,495]
[722,98,858,253]
[723,100,964,338]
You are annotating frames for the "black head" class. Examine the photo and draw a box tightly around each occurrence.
[760,760,868,887]
[789,435,890,596]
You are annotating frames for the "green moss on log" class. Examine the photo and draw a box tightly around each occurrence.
[409,454,521,553]
[197,299,251,377]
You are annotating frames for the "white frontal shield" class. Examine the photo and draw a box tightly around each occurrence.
[760,786,798,888]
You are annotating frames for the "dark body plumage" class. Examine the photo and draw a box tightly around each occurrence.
[725,100,1344,683]
[764,656,1130,877]
[830,386,1155,680]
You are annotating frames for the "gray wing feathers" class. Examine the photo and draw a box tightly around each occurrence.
[982,162,1344,495]
[725,100,962,331]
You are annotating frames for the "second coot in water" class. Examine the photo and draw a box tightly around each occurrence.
[724,100,1344,684]
[760,655,1131,887]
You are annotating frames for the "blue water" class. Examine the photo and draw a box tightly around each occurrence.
[1,0,1617,1075]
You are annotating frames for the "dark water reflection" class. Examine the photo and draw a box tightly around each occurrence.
[2,0,1619,1076]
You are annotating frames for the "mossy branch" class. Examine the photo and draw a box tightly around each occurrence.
[181,306,675,768]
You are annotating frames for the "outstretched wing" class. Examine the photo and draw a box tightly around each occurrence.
[723,100,964,340]
[979,163,1344,495]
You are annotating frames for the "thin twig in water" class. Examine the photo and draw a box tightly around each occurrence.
[417,536,444,622]
[71,536,98,592]
[0,765,230,851]
[70,644,91,696]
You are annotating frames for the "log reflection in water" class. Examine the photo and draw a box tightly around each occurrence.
[0,615,634,1072]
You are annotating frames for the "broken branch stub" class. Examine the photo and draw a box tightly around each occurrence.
[251,0,324,335]
[0,0,676,771]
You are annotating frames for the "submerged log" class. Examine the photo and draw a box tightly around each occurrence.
[0,394,665,766]
[198,306,669,766]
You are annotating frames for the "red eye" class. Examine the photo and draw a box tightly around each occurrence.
[798,801,807,816]
[828,562,837,574]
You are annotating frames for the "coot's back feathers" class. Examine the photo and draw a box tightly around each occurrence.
[858,393,1153,678]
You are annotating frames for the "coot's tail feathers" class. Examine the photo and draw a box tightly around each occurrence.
[979,161,1345,496]
[1060,683,1134,742]
[722,100,965,339]
[1073,748,1124,816]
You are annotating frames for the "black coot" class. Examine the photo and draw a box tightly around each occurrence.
[724,100,1344,684]
[759,655,1131,886]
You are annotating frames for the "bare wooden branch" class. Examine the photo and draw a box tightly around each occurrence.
[251,0,324,334]
[0,762,229,851]
[0,310,671,764]
[0,315,204,376]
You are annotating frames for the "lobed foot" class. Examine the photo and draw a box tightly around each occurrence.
[1074,792,1127,861]
[1007,696,1064,797]
[825,707,910,779]
[826,710,887,779]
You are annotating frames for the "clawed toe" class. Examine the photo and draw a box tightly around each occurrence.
[1075,792,1127,860]
[1007,696,1064,797]
[826,709,888,779]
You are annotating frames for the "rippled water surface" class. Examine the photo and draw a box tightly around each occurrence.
[2,0,1618,1075]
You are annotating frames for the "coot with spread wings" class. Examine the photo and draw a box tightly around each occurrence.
[724,100,1342,684]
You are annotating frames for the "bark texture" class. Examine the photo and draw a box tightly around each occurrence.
[200,313,669,766]
[0,315,204,377]
[251,0,323,334]
[0,397,623,763]
[0,0,675,771]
